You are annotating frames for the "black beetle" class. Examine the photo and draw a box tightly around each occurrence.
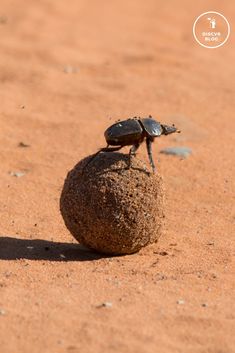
[87,116,180,173]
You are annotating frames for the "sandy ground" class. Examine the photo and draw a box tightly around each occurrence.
[0,0,235,352]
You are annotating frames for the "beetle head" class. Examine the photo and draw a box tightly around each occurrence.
[161,124,180,135]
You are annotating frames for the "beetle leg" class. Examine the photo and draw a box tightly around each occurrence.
[82,145,123,172]
[128,143,140,169]
[99,146,123,153]
[146,138,156,173]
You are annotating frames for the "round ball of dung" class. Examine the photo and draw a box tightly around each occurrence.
[60,152,165,255]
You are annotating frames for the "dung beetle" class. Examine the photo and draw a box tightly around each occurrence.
[87,116,180,173]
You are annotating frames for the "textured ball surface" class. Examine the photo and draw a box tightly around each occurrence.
[60,152,164,255]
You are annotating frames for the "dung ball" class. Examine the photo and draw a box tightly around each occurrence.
[60,152,165,255]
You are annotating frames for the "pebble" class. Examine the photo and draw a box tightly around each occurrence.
[18,142,30,147]
[0,309,6,315]
[160,146,192,158]
[155,273,167,281]
[9,171,25,177]
[177,299,185,305]
[97,302,113,308]
[159,251,168,256]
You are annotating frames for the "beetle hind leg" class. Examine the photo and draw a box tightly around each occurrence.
[146,138,156,173]
[82,145,123,173]
[128,143,140,169]
[99,145,123,153]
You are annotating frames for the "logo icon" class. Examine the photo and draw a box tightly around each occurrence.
[207,18,216,29]
[193,11,230,48]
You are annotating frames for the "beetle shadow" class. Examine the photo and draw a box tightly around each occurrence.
[0,236,108,262]
[81,152,151,176]
[102,166,150,176]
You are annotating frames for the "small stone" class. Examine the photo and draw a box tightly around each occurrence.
[60,254,66,259]
[26,246,34,250]
[97,302,113,308]
[211,273,217,279]
[159,251,168,256]
[201,303,208,307]
[151,260,159,267]
[0,309,6,315]
[9,171,25,177]
[155,273,166,281]
[18,142,30,147]
[154,250,168,256]
[160,146,192,158]
[177,299,185,305]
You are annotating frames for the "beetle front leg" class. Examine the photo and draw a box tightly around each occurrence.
[128,143,140,169]
[146,138,156,173]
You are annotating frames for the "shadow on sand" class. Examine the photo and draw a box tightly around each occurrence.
[0,236,107,262]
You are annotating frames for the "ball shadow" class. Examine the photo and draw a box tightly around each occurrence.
[0,236,108,262]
